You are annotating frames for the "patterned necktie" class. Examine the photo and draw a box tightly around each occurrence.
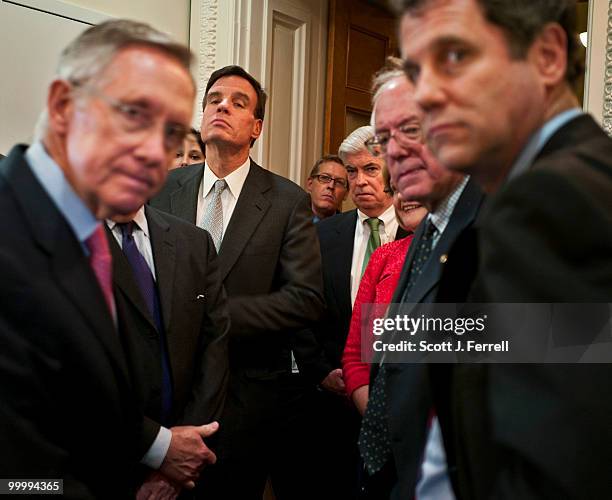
[200,179,227,251]
[85,224,116,320]
[118,222,173,424]
[361,217,382,276]
[359,218,438,475]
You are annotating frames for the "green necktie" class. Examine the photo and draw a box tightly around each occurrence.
[361,217,382,276]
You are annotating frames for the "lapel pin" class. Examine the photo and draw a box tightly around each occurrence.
[196,293,206,300]
[439,254,448,264]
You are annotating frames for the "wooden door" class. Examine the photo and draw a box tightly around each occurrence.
[324,0,398,155]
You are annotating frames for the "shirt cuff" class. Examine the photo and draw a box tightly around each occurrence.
[140,426,172,469]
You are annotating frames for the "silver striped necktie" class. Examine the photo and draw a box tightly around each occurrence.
[200,179,227,251]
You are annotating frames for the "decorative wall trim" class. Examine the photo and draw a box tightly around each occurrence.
[191,0,219,126]
[602,0,612,135]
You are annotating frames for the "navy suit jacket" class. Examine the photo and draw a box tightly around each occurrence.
[381,178,485,500]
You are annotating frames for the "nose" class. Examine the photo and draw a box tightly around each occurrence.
[385,134,407,161]
[134,125,167,169]
[217,96,230,113]
[413,66,445,113]
[355,169,368,186]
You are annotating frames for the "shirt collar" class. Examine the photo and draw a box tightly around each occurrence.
[202,157,251,200]
[357,202,396,226]
[106,206,149,237]
[507,108,583,183]
[25,141,99,243]
[428,176,469,235]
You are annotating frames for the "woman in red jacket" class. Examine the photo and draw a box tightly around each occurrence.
[342,185,426,414]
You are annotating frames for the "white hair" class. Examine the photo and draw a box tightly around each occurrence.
[34,19,194,141]
[338,125,375,162]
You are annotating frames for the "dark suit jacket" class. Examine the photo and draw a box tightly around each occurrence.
[150,160,324,457]
[381,178,485,500]
[446,114,612,499]
[297,209,410,382]
[108,205,230,453]
[0,146,143,499]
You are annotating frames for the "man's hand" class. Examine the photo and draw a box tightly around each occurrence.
[159,422,219,489]
[320,368,346,395]
[136,471,181,500]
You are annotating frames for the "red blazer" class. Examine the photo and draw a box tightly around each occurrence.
[342,235,413,397]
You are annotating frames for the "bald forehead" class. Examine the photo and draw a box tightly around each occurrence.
[374,77,422,127]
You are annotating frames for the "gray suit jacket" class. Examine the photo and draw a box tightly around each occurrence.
[108,205,230,453]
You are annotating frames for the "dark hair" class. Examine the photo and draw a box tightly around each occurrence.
[393,0,582,86]
[190,127,206,156]
[309,154,345,178]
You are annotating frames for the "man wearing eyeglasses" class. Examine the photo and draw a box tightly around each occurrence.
[0,20,210,497]
[295,125,410,498]
[360,70,484,500]
[306,154,348,222]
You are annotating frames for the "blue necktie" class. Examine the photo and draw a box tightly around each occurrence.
[118,222,173,424]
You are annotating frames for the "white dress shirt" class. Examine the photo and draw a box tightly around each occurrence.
[196,157,251,235]
[350,203,398,306]
[106,207,172,470]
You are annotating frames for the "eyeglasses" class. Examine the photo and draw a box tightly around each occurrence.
[72,82,189,152]
[311,173,348,189]
[365,122,423,157]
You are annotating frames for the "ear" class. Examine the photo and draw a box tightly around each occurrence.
[528,22,568,88]
[47,79,75,137]
[306,177,313,193]
[251,118,263,141]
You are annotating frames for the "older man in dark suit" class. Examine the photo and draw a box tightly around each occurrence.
[151,65,324,499]
[0,20,215,498]
[395,0,612,498]
[357,69,483,500]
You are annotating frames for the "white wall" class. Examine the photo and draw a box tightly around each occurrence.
[0,0,191,155]
[61,0,190,43]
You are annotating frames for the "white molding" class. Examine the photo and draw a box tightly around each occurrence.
[2,0,110,24]
[584,0,608,128]
[602,0,612,135]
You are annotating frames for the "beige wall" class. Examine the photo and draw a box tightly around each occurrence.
[61,0,190,43]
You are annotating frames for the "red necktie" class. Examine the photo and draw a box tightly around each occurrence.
[85,224,116,320]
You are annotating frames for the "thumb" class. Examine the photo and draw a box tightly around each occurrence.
[195,421,219,438]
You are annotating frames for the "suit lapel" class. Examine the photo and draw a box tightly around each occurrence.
[146,206,176,333]
[327,210,357,315]
[394,179,484,304]
[217,160,271,281]
[169,164,203,224]
[106,224,158,332]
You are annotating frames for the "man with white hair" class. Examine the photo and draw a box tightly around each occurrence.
[0,20,216,497]
[297,126,409,498]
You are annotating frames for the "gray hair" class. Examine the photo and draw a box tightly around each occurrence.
[34,19,194,140]
[338,125,375,162]
[370,57,406,127]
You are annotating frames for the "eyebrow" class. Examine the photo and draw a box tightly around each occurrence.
[232,92,250,102]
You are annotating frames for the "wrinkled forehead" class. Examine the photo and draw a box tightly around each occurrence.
[399,0,489,59]
[318,161,347,175]
[345,150,383,169]
[374,78,423,129]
